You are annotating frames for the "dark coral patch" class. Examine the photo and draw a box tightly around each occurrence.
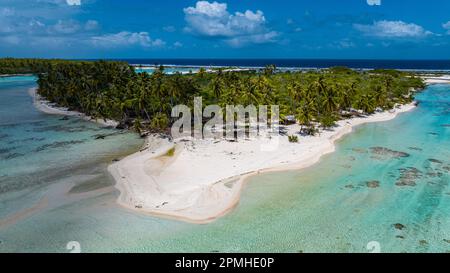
[366,181,380,188]
[34,140,85,152]
[396,167,422,187]
[369,147,410,159]
[428,158,443,164]
[393,223,406,230]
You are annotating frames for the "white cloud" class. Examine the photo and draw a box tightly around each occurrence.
[173,41,183,48]
[226,31,278,48]
[366,0,381,6]
[91,31,165,48]
[51,19,80,34]
[183,1,278,46]
[184,1,228,18]
[443,21,450,34]
[354,20,432,38]
[66,0,81,6]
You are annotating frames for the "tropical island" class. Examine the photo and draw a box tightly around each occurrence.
[0,58,424,129]
[1,58,431,222]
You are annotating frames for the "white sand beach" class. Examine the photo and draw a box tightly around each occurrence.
[30,75,449,224]
[108,103,417,223]
[29,88,119,127]
[423,75,450,85]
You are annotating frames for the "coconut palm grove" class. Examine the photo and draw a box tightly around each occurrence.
[0,58,425,136]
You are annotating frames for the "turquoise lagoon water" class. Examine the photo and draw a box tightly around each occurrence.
[0,77,449,253]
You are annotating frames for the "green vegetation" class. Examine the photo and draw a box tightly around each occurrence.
[0,58,89,74]
[164,147,176,157]
[288,135,299,143]
[1,58,426,136]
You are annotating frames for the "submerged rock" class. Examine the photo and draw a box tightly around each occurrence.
[396,167,422,187]
[366,180,380,188]
[419,240,428,246]
[351,148,367,154]
[3,153,24,160]
[0,147,17,155]
[7,137,45,145]
[34,140,85,152]
[428,158,443,164]
[369,147,410,159]
[408,146,423,151]
[393,223,406,230]
[426,172,439,178]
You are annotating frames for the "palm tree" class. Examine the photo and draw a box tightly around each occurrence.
[211,75,224,99]
[321,86,339,114]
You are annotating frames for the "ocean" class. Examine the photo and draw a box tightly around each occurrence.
[119,59,450,71]
[0,76,448,253]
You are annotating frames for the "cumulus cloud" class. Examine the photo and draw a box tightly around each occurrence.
[66,0,81,6]
[366,0,381,6]
[443,21,450,34]
[183,1,278,46]
[354,20,432,38]
[91,31,165,48]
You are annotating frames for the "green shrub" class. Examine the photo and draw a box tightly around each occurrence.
[164,147,175,157]
[288,135,299,143]
[151,113,169,131]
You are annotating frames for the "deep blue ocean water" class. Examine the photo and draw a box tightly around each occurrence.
[118,59,450,70]
[0,76,448,253]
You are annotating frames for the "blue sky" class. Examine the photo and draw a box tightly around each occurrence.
[0,0,449,59]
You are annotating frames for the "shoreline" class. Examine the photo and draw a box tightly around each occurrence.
[30,76,450,224]
[108,103,417,224]
[29,88,119,127]
[423,76,450,85]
